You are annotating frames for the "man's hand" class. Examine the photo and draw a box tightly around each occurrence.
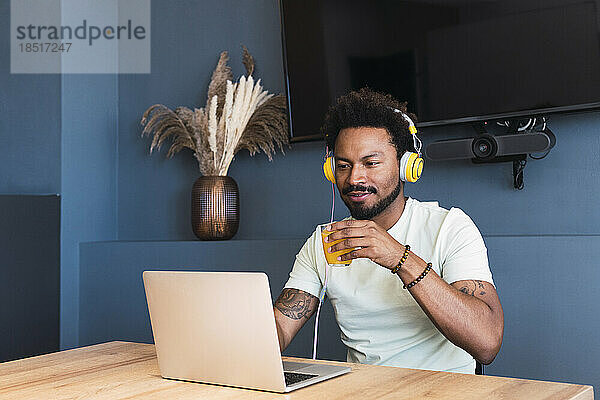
[325,219,415,270]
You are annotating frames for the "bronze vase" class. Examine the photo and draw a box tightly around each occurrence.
[191,176,239,240]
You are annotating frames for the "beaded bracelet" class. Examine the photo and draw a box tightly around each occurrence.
[391,245,410,274]
[403,263,433,289]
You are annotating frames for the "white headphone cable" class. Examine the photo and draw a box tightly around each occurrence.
[313,150,337,359]
[312,263,329,359]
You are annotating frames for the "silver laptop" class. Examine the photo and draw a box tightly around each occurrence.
[142,270,350,393]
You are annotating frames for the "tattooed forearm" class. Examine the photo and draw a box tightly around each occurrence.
[274,289,317,320]
[458,280,486,297]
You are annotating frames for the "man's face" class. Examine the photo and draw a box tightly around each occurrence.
[334,127,403,220]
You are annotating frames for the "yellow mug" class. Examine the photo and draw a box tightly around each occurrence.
[320,225,353,266]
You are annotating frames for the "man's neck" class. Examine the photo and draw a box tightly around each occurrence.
[371,194,408,231]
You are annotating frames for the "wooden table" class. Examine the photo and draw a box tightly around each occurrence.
[0,341,593,399]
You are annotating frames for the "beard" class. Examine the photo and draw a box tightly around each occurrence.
[342,177,403,220]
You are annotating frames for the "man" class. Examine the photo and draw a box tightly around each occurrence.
[273,88,504,374]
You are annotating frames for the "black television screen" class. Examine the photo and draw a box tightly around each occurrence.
[280,0,600,141]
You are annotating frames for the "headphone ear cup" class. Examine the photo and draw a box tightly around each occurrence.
[323,156,336,184]
[400,152,424,183]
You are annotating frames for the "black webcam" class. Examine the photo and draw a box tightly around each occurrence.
[425,130,555,161]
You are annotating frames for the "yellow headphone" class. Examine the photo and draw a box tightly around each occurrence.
[323,108,424,184]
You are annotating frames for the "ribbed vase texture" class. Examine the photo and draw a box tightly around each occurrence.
[191,176,239,240]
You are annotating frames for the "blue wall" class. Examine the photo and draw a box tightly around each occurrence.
[0,1,61,194]
[2,0,599,395]
[60,74,118,348]
[0,1,120,348]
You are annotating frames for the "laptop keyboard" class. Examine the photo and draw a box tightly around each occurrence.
[284,371,318,386]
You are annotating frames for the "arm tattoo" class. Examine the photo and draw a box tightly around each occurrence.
[274,289,317,320]
[458,280,487,297]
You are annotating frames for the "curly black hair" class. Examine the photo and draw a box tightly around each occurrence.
[321,87,417,162]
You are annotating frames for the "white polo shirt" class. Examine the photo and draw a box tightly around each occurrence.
[284,197,494,374]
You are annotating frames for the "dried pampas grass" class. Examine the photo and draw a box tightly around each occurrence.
[140,46,289,176]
